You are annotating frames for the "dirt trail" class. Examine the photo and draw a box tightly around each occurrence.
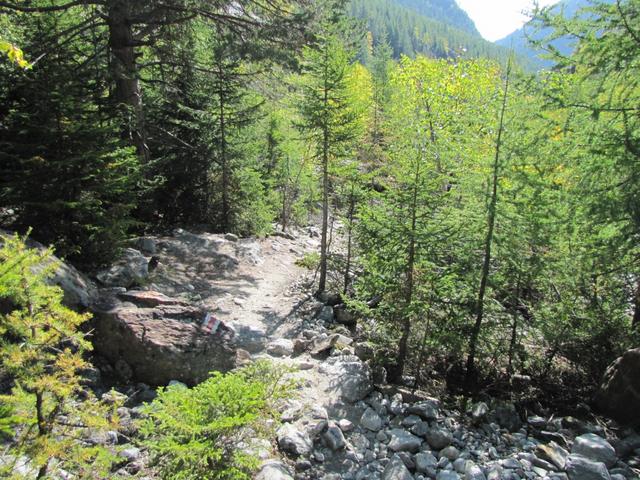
[147,229,320,351]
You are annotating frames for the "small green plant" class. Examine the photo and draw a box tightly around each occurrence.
[0,233,119,479]
[140,361,295,480]
[295,251,320,270]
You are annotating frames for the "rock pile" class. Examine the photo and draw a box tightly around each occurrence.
[265,386,639,480]
[256,292,639,480]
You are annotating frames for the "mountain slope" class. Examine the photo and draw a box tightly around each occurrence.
[495,0,613,69]
[394,0,480,35]
[350,0,508,62]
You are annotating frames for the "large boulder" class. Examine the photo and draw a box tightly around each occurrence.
[276,424,313,457]
[382,454,413,480]
[323,356,373,402]
[96,248,149,288]
[256,461,293,480]
[0,230,98,310]
[565,454,611,480]
[46,252,98,310]
[595,348,640,426]
[572,434,617,468]
[491,402,522,432]
[388,429,422,453]
[92,291,237,386]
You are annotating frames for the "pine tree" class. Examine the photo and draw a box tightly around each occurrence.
[354,57,499,381]
[466,57,513,382]
[534,0,640,338]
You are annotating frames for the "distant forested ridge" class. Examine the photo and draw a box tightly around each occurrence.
[495,0,615,69]
[349,0,508,61]
[393,0,480,35]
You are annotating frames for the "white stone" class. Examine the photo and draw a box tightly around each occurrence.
[572,434,617,468]
[388,429,422,453]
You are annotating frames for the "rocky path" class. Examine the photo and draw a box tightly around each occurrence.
[86,228,640,480]
[146,229,319,350]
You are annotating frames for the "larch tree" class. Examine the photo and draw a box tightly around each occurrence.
[298,7,359,295]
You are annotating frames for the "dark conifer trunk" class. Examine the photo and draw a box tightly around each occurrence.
[318,49,330,295]
[107,0,149,162]
[391,158,420,383]
[633,280,640,330]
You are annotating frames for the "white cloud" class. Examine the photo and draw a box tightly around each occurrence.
[456,0,558,41]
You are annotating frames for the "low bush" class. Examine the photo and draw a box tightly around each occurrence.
[140,361,296,480]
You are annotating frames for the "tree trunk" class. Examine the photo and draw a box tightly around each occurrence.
[466,57,512,384]
[107,0,149,162]
[318,55,330,295]
[633,280,640,330]
[507,283,521,375]
[414,314,431,389]
[281,185,288,232]
[343,184,356,295]
[392,159,421,382]
[217,63,230,232]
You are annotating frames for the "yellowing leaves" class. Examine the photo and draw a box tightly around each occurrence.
[345,62,373,135]
[0,40,30,69]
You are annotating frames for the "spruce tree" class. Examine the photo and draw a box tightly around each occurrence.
[0,9,140,267]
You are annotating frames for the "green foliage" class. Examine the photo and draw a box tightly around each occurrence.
[0,402,17,438]
[296,251,321,270]
[0,0,312,263]
[0,234,119,479]
[260,107,319,230]
[140,361,296,480]
[0,0,638,405]
[298,6,362,293]
[0,8,142,268]
[353,56,501,378]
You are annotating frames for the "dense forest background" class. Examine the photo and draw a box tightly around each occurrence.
[0,0,639,422]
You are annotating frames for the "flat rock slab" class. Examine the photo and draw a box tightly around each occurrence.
[92,300,236,386]
[118,290,189,308]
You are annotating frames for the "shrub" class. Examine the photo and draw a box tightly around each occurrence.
[140,361,295,480]
[295,252,320,270]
